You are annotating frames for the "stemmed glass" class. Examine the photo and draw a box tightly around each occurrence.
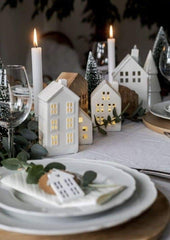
[159,44,170,81]
[92,41,108,80]
[0,65,32,157]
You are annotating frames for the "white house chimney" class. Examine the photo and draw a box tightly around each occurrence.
[131,45,139,63]
[58,79,67,87]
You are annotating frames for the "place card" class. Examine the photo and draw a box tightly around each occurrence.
[47,169,85,203]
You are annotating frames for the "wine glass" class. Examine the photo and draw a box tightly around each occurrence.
[159,44,170,81]
[92,41,108,80]
[0,65,32,157]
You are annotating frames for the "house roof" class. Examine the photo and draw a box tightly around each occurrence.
[79,108,92,122]
[112,54,148,78]
[56,72,86,88]
[38,80,79,102]
[144,50,158,74]
[91,80,120,99]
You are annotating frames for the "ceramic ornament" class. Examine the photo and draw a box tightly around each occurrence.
[112,46,148,108]
[144,50,161,107]
[91,80,121,132]
[79,108,93,145]
[38,79,79,156]
[47,169,84,203]
[56,72,88,113]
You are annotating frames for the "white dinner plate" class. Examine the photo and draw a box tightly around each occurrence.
[0,159,157,235]
[0,159,136,217]
[150,101,170,120]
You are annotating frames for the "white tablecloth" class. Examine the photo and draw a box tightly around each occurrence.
[59,121,170,239]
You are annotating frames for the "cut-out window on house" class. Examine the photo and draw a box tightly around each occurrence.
[79,117,83,123]
[96,103,99,106]
[111,117,116,125]
[132,71,136,76]
[138,78,141,83]
[138,71,141,76]
[112,104,116,107]
[50,104,57,115]
[102,95,105,100]
[120,72,123,76]
[125,72,128,76]
[103,92,105,95]
[133,78,136,82]
[66,102,74,114]
[96,106,100,112]
[66,118,74,129]
[51,135,58,146]
[66,132,74,144]
[51,119,58,130]
[82,134,88,139]
[125,78,128,83]
[100,117,104,125]
[120,78,123,83]
[108,107,112,112]
[82,126,88,131]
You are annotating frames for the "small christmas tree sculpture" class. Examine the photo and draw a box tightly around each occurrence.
[85,51,101,108]
[152,26,170,95]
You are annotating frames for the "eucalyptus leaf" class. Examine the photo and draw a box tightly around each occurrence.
[19,129,37,141]
[82,170,97,187]
[27,120,38,131]
[1,158,22,170]
[26,164,45,184]
[31,144,48,157]
[14,135,29,146]
[98,127,107,135]
[0,152,5,160]
[44,162,66,172]
[17,151,28,162]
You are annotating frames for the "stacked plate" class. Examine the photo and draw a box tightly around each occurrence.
[0,158,157,235]
[150,100,170,120]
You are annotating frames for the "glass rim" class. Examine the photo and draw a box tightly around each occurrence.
[6,65,25,70]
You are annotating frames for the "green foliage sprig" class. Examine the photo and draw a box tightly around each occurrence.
[94,103,130,135]
[0,112,48,164]
[94,102,146,135]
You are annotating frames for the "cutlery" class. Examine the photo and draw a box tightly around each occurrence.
[133,168,170,180]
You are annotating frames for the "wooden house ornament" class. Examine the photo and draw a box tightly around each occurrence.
[144,50,161,107]
[79,108,93,145]
[91,80,121,132]
[38,79,79,156]
[56,72,88,113]
[47,169,84,203]
[112,45,149,108]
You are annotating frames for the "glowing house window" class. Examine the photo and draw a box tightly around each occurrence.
[51,119,58,130]
[51,135,58,145]
[100,117,104,125]
[66,118,74,129]
[79,117,83,123]
[107,92,110,100]
[50,104,57,115]
[82,126,88,131]
[112,117,116,125]
[82,134,88,139]
[66,133,74,144]
[66,102,74,114]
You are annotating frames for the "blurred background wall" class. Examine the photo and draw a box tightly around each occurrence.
[0,0,161,68]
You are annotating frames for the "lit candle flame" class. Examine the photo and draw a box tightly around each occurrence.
[109,25,113,38]
[33,28,38,47]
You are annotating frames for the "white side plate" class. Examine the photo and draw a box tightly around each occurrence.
[150,101,170,120]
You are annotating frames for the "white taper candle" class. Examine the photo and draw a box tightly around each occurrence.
[107,25,115,84]
[31,28,43,117]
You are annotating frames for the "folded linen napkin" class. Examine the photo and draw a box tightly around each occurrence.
[1,170,125,207]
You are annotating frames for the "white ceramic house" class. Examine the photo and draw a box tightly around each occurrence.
[79,108,93,144]
[144,50,161,107]
[91,80,121,132]
[112,46,149,108]
[38,79,79,156]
